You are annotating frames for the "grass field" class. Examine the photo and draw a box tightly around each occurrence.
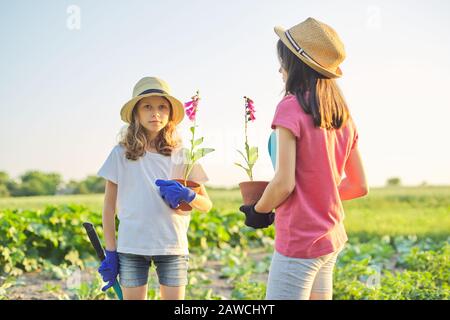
[0,186,449,300]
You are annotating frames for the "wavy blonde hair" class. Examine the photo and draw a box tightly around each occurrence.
[119,98,181,160]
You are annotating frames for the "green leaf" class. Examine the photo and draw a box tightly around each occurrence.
[236,149,249,165]
[248,146,258,165]
[193,137,204,147]
[234,162,249,171]
[193,148,215,162]
[234,163,253,180]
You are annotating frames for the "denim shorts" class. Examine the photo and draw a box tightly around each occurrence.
[265,248,343,300]
[118,252,189,288]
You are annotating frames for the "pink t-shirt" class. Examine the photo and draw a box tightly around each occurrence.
[271,94,358,259]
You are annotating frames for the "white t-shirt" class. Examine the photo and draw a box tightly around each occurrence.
[97,144,209,256]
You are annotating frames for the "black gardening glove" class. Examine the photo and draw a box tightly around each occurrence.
[239,203,275,229]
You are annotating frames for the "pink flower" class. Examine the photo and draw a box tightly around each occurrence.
[244,96,256,122]
[184,93,200,122]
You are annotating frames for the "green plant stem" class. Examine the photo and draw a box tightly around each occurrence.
[184,116,197,184]
[244,100,253,181]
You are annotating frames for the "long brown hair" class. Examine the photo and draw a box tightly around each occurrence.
[277,40,349,130]
[119,97,181,160]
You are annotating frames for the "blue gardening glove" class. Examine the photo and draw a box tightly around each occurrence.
[239,203,275,229]
[98,250,119,291]
[155,179,196,209]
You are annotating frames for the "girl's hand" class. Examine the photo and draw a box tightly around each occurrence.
[239,203,274,229]
[155,179,196,209]
[98,250,119,291]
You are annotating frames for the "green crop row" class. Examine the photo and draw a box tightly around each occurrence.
[1,205,449,300]
[0,205,274,276]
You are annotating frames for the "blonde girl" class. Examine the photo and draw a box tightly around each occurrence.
[97,77,212,300]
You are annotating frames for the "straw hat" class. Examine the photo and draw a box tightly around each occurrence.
[120,77,185,124]
[274,17,346,78]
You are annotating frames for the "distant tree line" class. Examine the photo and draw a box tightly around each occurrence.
[0,171,422,198]
[0,171,105,197]
[386,177,402,187]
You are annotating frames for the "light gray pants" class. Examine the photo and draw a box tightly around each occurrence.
[265,248,342,300]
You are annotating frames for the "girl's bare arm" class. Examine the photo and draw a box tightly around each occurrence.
[255,127,296,213]
[102,180,118,251]
[188,184,213,213]
[338,147,369,200]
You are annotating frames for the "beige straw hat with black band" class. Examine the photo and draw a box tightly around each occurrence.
[274,17,346,78]
[120,77,185,124]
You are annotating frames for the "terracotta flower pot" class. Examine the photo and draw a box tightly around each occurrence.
[238,181,269,205]
[172,179,201,211]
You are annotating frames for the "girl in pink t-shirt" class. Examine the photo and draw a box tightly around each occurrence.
[239,17,368,300]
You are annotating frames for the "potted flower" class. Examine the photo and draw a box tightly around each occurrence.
[172,90,215,211]
[235,96,269,205]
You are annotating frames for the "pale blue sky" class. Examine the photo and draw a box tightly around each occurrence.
[1,0,450,187]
